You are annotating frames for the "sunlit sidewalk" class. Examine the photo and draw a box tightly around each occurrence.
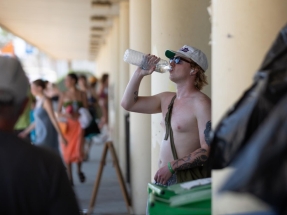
[72,142,130,215]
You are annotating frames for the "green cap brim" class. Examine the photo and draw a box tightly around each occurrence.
[165,50,176,59]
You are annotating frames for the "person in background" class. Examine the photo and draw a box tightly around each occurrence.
[29,97,36,143]
[44,81,61,112]
[57,73,87,185]
[0,56,80,215]
[78,75,100,126]
[78,75,101,160]
[89,76,103,126]
[14,92,33,142]
[98,73,109,129]
[19,79,67,153]
[89,76,98,91]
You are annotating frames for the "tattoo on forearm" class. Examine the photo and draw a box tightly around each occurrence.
[204,121,211,146]
[172,149,208,171]
[134,91,138,102]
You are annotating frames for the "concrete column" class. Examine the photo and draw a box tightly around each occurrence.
[212,0,287,125]
[151,0,211,180]
[129,0,151,214]
[109,17,120,153]
[211,1,287,214]
[118,0,129,181]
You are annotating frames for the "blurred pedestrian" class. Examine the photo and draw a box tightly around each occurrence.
[89,76,98,90]
[19,79,67,153]
[78,75,100,133]
[0,56,80,215]
[57,73,87,185]
[89,76,102,118]
[13,92,33,142]
[78,75,101,160]
[44,81,61,112]
[98,73,109,129]
[29,97,36,143]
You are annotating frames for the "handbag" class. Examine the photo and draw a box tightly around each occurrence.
[78,107,92,129]
[164,95,208,183]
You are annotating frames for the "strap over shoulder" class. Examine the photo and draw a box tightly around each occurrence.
[164,95,178,160]
[164,95,176,140]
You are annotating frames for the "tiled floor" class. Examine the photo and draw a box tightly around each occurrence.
[71,142,130,215]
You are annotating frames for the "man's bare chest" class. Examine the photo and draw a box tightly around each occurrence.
[161,103,197,133]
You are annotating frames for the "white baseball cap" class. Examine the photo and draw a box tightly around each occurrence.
[0,56,29,104]
[165,45,208,71]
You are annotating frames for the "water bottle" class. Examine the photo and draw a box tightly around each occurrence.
[123,49,171,73]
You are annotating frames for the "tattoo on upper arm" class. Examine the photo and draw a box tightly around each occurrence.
[204,120,211,146]
[172,148,208,171]
[134,91,138,102]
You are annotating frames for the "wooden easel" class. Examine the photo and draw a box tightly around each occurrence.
[88,141,131,215]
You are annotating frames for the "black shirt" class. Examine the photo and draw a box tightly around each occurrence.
[0,131,80,215]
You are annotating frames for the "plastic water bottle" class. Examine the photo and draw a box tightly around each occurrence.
[123,49,171,73]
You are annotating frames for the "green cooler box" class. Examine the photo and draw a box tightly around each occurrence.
[147,178,211,215]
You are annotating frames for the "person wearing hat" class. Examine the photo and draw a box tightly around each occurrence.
[121,45,211,186]
[0,56,80,214]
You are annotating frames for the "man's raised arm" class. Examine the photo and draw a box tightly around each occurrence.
[121,54,163,114]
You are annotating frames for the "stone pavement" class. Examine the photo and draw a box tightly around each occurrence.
[71,142,130,215]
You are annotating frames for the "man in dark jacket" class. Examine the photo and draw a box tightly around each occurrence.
[0,56,80,215]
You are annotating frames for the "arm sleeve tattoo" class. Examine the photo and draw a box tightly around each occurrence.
[172,148,208,171]
[172,120,211,171]
[134,91,138,102]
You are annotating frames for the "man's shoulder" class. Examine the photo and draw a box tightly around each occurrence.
[0,132,65,189]
[155,92,176,109]
[26,144,63,168]
[191,92,211,118]
[0,131,62,165]
[0,132,80,214]
[157,91,176,101]
[192,91,211,106]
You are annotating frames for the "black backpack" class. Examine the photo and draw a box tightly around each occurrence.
[209,24,287,169]
[209,23,287,215]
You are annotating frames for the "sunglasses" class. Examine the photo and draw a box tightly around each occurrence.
[169,56,192,64]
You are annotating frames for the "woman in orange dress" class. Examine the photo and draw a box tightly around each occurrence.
[57,73,88,185]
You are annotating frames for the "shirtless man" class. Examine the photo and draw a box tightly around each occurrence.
[121,45,211,186]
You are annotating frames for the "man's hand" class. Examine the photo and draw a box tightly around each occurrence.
[120,54,162,114]
[154,165,172,185]
[137,54,160,77]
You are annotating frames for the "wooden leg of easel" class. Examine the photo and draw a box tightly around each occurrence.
[88,142,109,215]
[108,142,131,214]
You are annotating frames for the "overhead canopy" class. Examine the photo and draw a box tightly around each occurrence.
[0,0,120,60]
